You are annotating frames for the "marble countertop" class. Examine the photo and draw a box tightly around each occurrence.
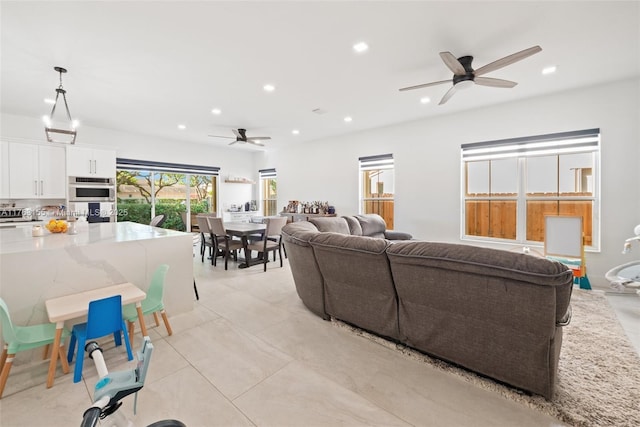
[0,220,44,228]
[0,221,189,255]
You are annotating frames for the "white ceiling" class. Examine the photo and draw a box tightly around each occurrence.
[1,1,639,151]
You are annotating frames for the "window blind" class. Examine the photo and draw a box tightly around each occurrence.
[116,158,220,175]
[259,168,276,178]
[359,153,394,170]
[461,128,600,161]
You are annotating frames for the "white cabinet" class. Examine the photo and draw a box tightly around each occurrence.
[0,141,9,198]
[66,146,116,178]
[9,143,66,199]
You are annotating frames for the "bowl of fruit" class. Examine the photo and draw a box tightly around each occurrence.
[46,219,68,233]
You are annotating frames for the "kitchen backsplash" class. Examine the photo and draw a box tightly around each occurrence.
[0,199,67,219]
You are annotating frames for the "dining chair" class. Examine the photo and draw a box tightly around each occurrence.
[123,264,173,348]
[67,295,133,383]
[149,214,166,228]
[246,216,288,272]
[196,215,214,262]
[0,298,71,398]
[207,217,244,270]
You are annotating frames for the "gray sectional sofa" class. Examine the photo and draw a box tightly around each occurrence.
[281,219,574,399]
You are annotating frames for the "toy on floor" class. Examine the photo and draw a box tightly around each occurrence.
[607,224,640,294]
[80,337,185,427]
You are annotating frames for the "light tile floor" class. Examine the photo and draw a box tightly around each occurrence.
[1,252,638,427]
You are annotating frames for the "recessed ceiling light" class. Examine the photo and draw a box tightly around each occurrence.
[44,98,55,105]
[292,129,300,135]
[353,42,369,53]
[344,116,353,123]
[177,124,186,130]
[542,66,557,75]
[211,108,221,115]
[263,84,275,92]
[420,97,431,104]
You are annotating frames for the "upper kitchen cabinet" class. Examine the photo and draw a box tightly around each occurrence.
[66,146,116,178]
[9,143,66,199]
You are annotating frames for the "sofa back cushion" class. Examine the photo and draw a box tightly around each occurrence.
[309,217,351,235]
[310,233,399,340]
[281,222,327,319]
[354,214,387,238]
[387,241,573,398]
[342,216,363,236]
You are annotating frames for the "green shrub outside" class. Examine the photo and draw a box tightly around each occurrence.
[117,199,210,231]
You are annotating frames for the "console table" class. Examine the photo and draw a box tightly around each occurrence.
[279,213,337,223]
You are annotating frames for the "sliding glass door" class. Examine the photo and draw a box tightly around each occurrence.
[116,168,217,231]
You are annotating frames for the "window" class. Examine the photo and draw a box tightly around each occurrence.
[462,129,600,250]
[359,154,394,229]
[259,168,277,216]
[116,158,219,231]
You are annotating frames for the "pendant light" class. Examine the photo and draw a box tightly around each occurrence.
[43,66,77,144]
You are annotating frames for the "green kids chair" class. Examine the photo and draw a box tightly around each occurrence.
[123,264,173,347]
[0,297,71,398]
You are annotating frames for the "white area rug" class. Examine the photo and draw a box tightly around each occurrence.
[333,289,640,427]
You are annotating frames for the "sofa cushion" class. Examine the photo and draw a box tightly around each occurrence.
[354,214,387,238]
[281,221,319,247]
[387,241,573,399]
[310,233,399,340]
[387,241,572,287]
[281,222,327,319]
[308,217,351,235]
[384,230,413,240]
[342,216,363,236]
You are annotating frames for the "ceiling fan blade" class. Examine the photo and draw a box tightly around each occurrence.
[474,77,518,88]
[439,85,458,105]
[399,79,451,92]
[228,140,238,145]
[474,45,542,76]
[247,140,264,146]
[439,52,466,75]
[249,136,271,140]
[232,129,242,138]
[208,134,234,139]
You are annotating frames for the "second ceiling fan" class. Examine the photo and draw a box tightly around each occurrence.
[399,45,542,105]
[208,128,271,146]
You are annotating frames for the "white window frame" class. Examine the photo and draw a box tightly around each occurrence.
[259,168,277,216]
[358,153,394,215]
[460,129,601,251]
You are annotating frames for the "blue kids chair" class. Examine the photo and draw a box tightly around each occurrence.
[67,295,133,383]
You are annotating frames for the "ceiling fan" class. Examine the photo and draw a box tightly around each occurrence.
[208,128,271,146]
[399,45,542,105]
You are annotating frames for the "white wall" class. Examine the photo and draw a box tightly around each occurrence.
[256,77,640,287]
[0,113,257,211]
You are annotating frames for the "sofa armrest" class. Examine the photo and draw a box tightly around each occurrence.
[384,230,413,240]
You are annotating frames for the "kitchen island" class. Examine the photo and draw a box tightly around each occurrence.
[0,221,194,327]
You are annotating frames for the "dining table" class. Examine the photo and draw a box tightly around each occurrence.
[44,282,148,388]
[224,221,267,268]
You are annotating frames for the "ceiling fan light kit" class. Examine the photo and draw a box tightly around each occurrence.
[399,45,542,105]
